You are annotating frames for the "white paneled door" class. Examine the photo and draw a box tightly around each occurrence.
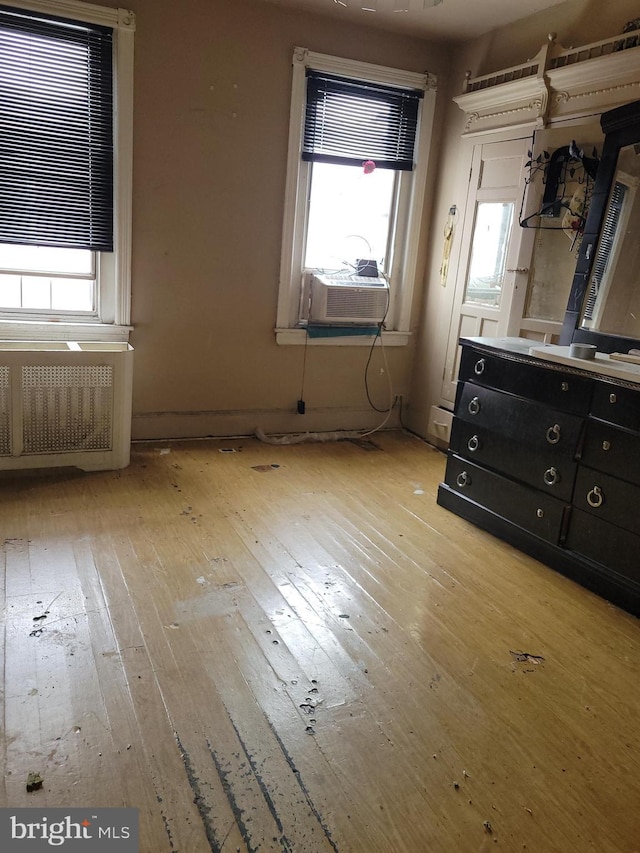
[441,137,532,404]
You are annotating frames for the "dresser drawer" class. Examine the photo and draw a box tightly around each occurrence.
[591,381,640,431]
[459,347,593,414]
[450,419,577,501]
[573,466,640,531]
[456,382,584,454]
[444,455,568,544]
[565,509,640,586]
[581,420,640,487]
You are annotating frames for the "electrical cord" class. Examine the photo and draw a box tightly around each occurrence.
[363,286,394,413]
[299,324,309,401]
[358,282,402,439]
[299,266,400,439]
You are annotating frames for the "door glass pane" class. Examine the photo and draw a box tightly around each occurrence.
[464,202,514,307]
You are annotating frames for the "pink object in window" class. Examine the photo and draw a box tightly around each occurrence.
[363,160,376,174]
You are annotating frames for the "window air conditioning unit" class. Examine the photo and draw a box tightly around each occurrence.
[309,273,389,325]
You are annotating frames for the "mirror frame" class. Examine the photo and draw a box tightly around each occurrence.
[561,98,640,352]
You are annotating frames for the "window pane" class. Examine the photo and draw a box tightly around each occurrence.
[464,202,514,307]
[0,244,93,275]
[0,274,21,308]
[51,279,94,311]
[304,162,395,271]
[21,277,52,309]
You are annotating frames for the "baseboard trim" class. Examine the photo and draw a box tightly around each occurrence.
[132,406,401,441]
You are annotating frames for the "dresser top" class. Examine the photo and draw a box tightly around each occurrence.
[461,337,640,387]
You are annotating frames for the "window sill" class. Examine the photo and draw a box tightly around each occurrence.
[0,320,133,343]
[275,327,410,346]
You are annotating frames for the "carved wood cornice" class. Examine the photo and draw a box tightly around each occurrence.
[456,32,640,135]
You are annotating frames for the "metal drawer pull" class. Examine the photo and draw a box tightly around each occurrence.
[467,435,479,452]
[456,471,471,488]
[602,440,611,451]
[468,396,481,415]
[587,486,604,508]
[536,508,544,518]
[543,467,559,486]
[561,381,569,392]
[546,424,561,444]
[609,393,617,404]
[474,358,485,376]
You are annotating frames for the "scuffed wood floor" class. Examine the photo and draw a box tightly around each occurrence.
[2,431,640,852]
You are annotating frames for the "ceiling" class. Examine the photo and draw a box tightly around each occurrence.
[257,0,570,42]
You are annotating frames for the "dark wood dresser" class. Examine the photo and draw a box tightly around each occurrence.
[437,336,640,617]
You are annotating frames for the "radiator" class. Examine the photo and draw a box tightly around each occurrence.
[0,341,133,471]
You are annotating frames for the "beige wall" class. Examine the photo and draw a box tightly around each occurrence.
[463,0,640,79]
[407,0,640,444]
[84,0,640,442]
[92,0,450,439]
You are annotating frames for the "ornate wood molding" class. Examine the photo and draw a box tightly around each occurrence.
[455,32,640,135]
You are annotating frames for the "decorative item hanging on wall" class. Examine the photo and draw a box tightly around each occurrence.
[440,204,457,286]
[519,139,599,252]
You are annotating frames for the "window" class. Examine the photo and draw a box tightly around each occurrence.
[0,0,135,341]
[276,48,437,344]
[0,245,95,313]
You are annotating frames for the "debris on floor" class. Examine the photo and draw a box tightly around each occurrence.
[347,437,381,451]
[256,426,369,445]
[33,592,62,623]
[26,772,43,792]
[251,464,280,472]
[510,650,545,667]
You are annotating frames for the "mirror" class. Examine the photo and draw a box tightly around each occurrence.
[562,100,640,352]
[519,122,603,326]
[579,144,640,337]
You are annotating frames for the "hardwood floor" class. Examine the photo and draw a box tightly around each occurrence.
[2,430,640,852]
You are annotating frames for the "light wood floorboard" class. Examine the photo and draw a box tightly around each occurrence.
[2,431,640,852]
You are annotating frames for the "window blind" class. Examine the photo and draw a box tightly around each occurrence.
[0,5,114,251]
[302,70,423,172]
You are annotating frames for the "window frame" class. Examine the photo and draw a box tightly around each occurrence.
[276,47,437,346]
[0,0,135,342]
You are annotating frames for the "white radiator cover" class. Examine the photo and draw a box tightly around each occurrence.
[0,341,133,471]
